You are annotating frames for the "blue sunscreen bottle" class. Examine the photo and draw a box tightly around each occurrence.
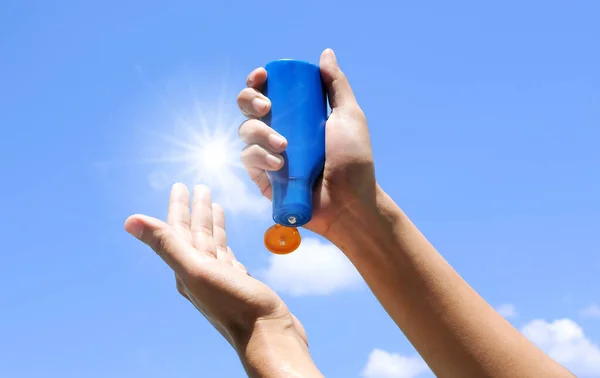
[261,59,326,254]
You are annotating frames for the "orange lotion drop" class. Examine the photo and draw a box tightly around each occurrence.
[264,224,301,254]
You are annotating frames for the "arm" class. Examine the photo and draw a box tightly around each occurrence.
[236,318,324,378]
[236,48,570,377]
[326,185,574,378]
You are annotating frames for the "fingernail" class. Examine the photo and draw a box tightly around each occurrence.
[268,134,286,149]
[252,97,268,112]
[266,154,282,168]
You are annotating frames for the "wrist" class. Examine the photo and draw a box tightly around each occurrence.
[235,317,322,378]
[326,184,401,261]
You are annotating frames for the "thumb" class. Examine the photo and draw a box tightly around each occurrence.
[319,48,358,109]
[124,214,195,275]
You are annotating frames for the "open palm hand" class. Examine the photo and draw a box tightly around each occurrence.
[124,184,307,348]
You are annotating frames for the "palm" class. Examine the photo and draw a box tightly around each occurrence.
[125,184,307,346]
[302,109,375,237]
[178,254,286,345]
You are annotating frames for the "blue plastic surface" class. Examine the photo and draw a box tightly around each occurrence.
[262,59,327,227]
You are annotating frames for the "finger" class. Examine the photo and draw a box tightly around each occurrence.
[241,144,284,172]
[238,119,287,153]
[240,144,280,199]
[237,88,271,118]
[319,48,358,109]
[124,214,197,275]
[243,166,272,199]
[233,259,249,275]
[225,246,249,275]
[225,246,237,262]
[211,203,231,263]
[191,185,217,258]
[246,67,267,89]
[166,183,192,244]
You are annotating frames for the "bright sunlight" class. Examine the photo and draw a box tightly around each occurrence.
[98,68,270,215]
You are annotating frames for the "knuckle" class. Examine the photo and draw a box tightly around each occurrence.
[237,119,253,139]
[173,218,191,230]
[239,120,273,147]
[239,150,248,165]
[236,96,249,112]
[240,144,263,162]
[216,245,229,257]
[237,119,250,138]
[259,184,271,197]
[246,69,259,87]
[236,90,244,104]
[238,87,255,101]
[239,146,252,164]
[236,90,257,117]
[248,168,263,182]
[238,119,264,142]
[239,119,261,138]
[253,173,272,197]
[238,88,258,106]
[191,223,213,236]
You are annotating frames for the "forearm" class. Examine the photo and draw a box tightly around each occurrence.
[235,319,323,378]
[327,185,573,378]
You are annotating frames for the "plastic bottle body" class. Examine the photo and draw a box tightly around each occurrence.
[262,60,326,227]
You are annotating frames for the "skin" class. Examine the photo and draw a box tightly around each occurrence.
[126,48,575,377]
[237,49,575,377]
[125,185,322,377]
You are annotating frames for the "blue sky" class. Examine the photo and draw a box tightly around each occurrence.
[1,1,599,377]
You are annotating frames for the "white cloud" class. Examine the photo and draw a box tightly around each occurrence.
[261,237,362,296]
[361,349,431,378]
[496,303,518,318]
[212,171,270,215]
[522,318,600,376]
[362,317,600,378]
[581,304,600,319]
[147,170,170,190]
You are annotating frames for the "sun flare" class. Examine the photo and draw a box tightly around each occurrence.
[196,133,236,177]
[148,124,244,189]
[109,72,270,214]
